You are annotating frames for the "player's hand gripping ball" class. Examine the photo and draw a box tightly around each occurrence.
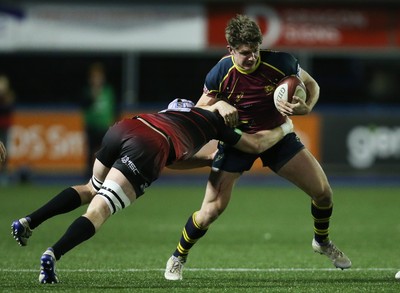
[273,75,307,109]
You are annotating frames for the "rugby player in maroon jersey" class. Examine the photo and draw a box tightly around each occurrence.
[165,15,351,281]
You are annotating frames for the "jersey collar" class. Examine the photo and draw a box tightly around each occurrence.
[231,55,261,74]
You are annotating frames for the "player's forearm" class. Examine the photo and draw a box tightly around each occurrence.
[255,119,293,153]
[234,118,293,154]
[233,130,280,154]
[196,93,217,107]
[244,128,284,154]
[305,81,319,111]
[167,153,213,170]
[301,70,320,112]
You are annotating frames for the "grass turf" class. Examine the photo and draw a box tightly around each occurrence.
[1,182,400,292]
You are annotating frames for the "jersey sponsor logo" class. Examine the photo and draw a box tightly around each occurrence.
[121,155,140,175]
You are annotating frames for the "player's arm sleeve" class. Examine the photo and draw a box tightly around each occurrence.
[167,153,214,169]
[167,140,219,169]
[201,56,232,103]
[266,51,299,76]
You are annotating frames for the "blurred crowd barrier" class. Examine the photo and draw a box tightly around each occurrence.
[6,109,400,179]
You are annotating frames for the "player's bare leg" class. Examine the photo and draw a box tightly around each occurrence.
[196,170,240,226]
[165,170,240,280]
[277,148,351,269]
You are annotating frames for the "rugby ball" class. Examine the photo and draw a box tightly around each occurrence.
[273,75,307,108]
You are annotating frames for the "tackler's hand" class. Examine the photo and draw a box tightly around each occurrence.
[214,100,239,127]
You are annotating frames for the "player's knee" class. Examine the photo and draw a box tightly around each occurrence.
[312,184,333,206]
[97,180,131,215]
[200,205,225,226]
[90,175,103,193]
[79,175,103,203]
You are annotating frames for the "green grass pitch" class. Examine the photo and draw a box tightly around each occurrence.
[1,182,400,292]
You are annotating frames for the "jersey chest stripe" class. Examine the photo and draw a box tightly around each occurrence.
[219,65,236,94]
[261,61,286,76]
[226,78,239,101]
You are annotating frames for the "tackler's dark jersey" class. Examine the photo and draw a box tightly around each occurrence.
[97,107,241,196]
[138,107,241,163]
[203,50,300,133]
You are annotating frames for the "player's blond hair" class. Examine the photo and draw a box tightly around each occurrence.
[225,14,262,49]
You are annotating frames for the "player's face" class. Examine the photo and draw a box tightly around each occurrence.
[230,44,259,71]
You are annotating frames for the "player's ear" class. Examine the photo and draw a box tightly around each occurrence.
[227,45,234,54]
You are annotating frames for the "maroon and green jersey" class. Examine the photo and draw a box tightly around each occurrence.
[203,49,300,133]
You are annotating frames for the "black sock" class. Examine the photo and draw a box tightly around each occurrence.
[311,200,333,245]
[27,187,81,229]
[52,216,95,261]
[172,212,208,261]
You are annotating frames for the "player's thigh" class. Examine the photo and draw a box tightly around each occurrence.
[201,170,240,209]
[103,167,137,203]
[92,159,110,183]
[73,159,110,204]
[197,170,240,226]
[277,148,331,198]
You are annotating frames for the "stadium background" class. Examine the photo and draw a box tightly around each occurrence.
[1,0,400,184]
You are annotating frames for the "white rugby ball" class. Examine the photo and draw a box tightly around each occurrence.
[395,271,400,280]
[273,75,307,109]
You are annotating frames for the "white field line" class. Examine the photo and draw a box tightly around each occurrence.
[0,268,397,272]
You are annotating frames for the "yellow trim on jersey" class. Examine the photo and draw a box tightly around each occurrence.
[225,78,239,101]
[231,55,261,74]
[260,60,286,76]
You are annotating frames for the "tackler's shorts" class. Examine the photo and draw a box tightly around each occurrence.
[96,118,170,197]
[212,132,305,173]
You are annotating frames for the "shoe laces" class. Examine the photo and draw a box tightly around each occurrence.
[325,242,344,259]
[169,257,184,273]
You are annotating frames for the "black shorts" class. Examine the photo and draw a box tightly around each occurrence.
[95,119,170,197]
[212,132,305,173]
